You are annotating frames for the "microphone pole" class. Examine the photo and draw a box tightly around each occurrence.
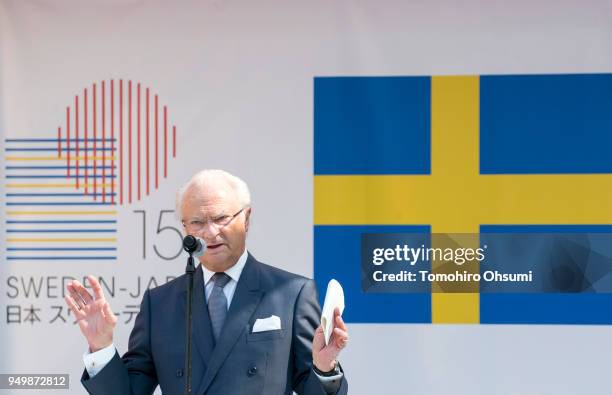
[182,235,201,395]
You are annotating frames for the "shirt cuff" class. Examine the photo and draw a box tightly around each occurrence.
[313,369,344,393]
[82,343,115,378]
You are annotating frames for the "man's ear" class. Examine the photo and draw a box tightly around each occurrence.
[244,207,252,232]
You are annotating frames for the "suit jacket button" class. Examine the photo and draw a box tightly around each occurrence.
[176,369,184,377]
[247,365,258,376]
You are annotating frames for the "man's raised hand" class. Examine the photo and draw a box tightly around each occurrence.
[64,275,117,352]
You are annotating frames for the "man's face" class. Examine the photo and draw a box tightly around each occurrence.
[180,182,250,272]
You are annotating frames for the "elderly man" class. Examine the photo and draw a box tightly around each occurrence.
[64,169,349,395]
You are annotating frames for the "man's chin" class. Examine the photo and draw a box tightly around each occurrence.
[200,254,233,271]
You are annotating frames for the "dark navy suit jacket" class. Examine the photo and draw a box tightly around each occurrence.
[81,253,348,395]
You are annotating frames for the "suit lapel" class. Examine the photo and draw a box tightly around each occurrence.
[197,254,264,395]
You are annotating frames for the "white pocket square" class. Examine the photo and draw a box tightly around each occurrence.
[252,315,282,333]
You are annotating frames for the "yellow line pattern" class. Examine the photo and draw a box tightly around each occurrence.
[7,238,117,243]
[6,183,116,188]
[5,156,116,161]
[7,211,117,216]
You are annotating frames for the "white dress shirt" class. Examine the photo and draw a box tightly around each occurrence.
[202,248,247,306]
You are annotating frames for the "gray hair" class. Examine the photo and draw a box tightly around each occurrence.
[175,169,251,220]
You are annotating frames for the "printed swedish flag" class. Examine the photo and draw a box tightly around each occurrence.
[314,74,612,324]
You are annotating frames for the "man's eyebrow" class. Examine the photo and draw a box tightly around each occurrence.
[183,211,228,221]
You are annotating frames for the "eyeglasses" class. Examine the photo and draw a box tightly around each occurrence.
[182,207,247,233]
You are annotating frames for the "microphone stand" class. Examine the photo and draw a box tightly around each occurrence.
[184,252,196,395]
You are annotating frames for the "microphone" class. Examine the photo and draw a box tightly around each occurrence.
[182,235,206,257]
[181,235,205,395]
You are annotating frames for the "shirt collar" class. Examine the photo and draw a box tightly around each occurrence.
[202,248,248,286]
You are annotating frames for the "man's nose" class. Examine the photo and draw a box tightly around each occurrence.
[197,222,220,240]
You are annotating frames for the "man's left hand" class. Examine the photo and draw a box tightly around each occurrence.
[312,307,349,372]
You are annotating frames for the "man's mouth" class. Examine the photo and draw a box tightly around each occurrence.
[208,243,223,250]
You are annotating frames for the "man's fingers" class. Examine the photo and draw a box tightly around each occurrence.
[103,302,117,325]
[87,275,105,301]
[313,325,325,342]
[64,295,85,319]
[333,327,348,338]
[66,282,80,299]
[333,327,349,349]
[69,280,94,304]
[68,289,86,308]
[311,325,325,351]
[334,311,347,331]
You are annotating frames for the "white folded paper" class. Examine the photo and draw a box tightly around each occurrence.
[320,279,345,345]
[252,315,282,333]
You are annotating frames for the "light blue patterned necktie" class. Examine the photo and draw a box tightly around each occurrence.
[208,272,231,343]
